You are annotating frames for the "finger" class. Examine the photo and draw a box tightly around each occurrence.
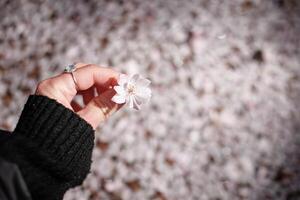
[77,89,123,129]
[73,64,119,90]
[71,100,83,112]
[76,63,104,95]
[51,65,120,102]
[78,86,95,105]
[75,64,116,101]
[75,63,90,68]
[73,63,96,104]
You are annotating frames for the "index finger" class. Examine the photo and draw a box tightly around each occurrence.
[74,64,119,90]
[52,64,120,101]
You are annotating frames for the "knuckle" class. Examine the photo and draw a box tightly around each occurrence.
[36,79,54,93]
[36,80,47,92]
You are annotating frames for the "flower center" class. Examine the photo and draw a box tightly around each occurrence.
[127,84,135,95]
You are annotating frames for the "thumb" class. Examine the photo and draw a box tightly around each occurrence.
[77,89,123,129]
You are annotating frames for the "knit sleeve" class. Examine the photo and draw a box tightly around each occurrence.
[0,95,95,200]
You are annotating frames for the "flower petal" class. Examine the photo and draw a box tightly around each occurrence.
[118,74,128,86]
[127,74,140,85]
[137,78,151,87]
[132,97,141,110]
[114,85,126,95]
[135,94,149,104]
[128,95,134,109]
[135,87,152,98]
[128,96,141,110]
[131,74,140,83]
[111,94,126,104]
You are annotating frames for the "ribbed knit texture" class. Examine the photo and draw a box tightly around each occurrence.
[0,95,95,200]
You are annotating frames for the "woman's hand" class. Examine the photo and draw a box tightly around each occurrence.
[35,63,123,129]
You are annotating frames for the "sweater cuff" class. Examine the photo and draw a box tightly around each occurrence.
[13,95,95,177]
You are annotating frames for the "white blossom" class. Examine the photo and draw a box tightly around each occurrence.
[111,74,152,110]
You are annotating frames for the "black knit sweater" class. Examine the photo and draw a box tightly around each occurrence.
[0,95,95,200]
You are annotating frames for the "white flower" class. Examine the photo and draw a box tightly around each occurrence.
[111,74,152,110]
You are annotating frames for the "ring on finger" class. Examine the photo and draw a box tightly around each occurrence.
[64,64,79,90]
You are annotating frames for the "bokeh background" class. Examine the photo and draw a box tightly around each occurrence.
[1,0,300,199]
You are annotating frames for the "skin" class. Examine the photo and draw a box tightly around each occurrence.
[35,63,123,130]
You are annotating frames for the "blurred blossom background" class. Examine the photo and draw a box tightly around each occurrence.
[0,0,300,199]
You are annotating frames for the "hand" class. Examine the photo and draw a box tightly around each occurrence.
[35,63,123,129]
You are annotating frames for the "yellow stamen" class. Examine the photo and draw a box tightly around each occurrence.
[127,85,135,94]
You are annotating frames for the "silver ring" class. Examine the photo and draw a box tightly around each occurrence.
[64,64,79,89]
